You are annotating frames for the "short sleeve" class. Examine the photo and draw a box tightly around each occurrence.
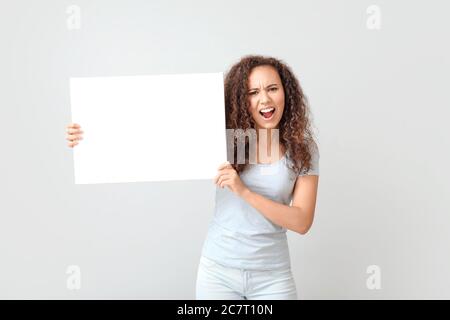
[299,141,320,176]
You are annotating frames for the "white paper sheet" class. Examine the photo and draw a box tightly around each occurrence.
[69,72,227,184]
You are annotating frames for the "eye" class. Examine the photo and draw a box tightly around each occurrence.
[248,91,258,96]
[269,87,278,92]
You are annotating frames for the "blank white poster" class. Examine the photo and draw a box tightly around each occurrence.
[69,72,227,184]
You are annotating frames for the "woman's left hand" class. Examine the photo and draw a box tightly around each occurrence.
[214,161,249,197]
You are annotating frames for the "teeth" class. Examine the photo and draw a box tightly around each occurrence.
[260,107,275,113]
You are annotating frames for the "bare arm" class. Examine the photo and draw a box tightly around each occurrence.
[240,175,319,234]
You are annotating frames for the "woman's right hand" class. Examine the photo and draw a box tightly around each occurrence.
[66,123,84,148]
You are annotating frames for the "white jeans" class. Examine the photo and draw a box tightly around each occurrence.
[196,256,298,300]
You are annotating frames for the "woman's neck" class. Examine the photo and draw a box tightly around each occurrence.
[255,127,284,163]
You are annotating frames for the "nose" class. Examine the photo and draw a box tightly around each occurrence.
[259,90,271,105]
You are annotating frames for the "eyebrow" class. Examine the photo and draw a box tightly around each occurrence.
[248,84,278,91]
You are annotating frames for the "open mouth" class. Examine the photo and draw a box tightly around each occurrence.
[259,107,275,120]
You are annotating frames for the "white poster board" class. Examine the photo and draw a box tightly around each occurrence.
[69,72,227,184]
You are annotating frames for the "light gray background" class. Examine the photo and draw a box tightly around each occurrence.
[1,0,449,299]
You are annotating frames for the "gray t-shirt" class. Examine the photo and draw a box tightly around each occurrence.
[201,144,320,271]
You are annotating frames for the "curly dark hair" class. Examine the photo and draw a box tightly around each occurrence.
[224,54,317,176]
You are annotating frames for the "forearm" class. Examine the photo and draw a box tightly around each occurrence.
[240,189,312,234]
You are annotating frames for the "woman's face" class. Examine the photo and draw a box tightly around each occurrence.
[247,65,285,130]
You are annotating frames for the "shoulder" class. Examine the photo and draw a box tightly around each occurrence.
[300,140,320,176]
[309,140,320,162]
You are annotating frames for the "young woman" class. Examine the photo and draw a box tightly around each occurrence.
[65,55,319,300]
